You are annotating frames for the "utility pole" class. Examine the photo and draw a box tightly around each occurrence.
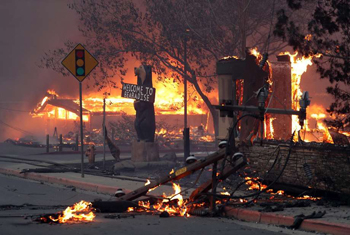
[183,29,190,162]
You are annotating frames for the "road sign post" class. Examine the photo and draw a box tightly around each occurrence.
[79,82,84,177]
[61,44,98,178]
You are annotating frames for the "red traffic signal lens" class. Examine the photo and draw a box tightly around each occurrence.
[76,50,84,58]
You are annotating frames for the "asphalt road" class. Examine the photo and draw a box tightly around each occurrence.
[0,174,315,235]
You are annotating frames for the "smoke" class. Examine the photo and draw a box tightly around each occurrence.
[299,63,333,108]
[0,0,82,141]
[0,1,333,142]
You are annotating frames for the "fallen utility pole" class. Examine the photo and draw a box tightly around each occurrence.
[116,148,247,202]
[189,155,247,202]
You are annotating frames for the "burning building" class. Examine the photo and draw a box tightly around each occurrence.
[29,47,349,145]
[216,48,349,144]
[215,48,350,195]
[30,90,91,135]
[30,79,215,145]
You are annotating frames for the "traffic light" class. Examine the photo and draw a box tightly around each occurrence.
[75,49,85,76]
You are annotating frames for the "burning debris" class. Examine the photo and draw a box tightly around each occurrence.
[30,135,346,225]
[244,177,321,201]
[127,182,189,217]
[5,136,44,148]
[37,200,95,224]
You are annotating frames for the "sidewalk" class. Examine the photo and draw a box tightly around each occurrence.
[0,148,349,235]
[0,158,176,196]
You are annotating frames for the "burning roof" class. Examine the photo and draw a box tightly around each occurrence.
[31,90,89,117]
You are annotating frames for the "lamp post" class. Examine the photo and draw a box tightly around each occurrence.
[183,29,190,162]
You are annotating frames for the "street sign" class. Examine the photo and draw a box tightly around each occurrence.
[121,83,156,103]
[61,43,98,178]
[61,44,98,82]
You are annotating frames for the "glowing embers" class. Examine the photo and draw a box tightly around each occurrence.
[155,125,214,143]
[245,177,267,191]
[244,177,321,201]
[39,200,96,224]
[128,182,189,217]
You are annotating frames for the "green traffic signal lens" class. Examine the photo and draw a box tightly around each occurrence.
[77,68,85,76]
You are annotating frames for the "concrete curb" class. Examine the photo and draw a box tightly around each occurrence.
[0,167,121,195]
[1,167,349,235]
[225,207,350,235]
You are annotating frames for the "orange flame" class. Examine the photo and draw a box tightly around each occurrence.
[145,179,158,192]
[279,52,322,139]
[305,104,334,143]
[245,177,267,191]
[38,77,209,116]
[250,48,334,143]
[129,182,189,217]
[47,89,59,96]
[220,191,230,196]
[31,81,215,127]
[31,90,89,122]
[48,200,95,223]
[245,177,322,201]
[304,34,312,41]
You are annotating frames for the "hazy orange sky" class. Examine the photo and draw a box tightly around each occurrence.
[0,0,334,141]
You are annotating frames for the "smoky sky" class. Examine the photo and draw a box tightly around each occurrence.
[0,0,333,141]
[0,0,83,104]
[0,0,83,140]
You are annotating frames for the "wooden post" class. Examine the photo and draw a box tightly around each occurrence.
[75,134,79,151]
[59,134,63,152]
[210,161,218,213]
[46,134,49,153]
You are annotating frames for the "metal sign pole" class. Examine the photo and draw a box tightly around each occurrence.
[103,98,106,170]
[61,43,99,178]
[79,82,84,178]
